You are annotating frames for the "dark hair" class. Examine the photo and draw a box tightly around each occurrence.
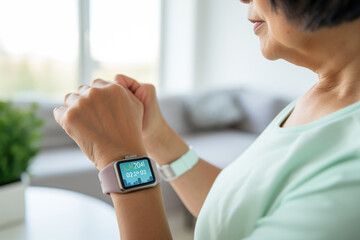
[270,0,360,31]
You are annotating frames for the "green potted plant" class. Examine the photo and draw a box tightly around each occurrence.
[0,101,43,228]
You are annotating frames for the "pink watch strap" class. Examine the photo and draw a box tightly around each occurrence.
[98,163,120,195]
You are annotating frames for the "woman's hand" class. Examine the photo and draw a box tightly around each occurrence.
[115,75,221,217]
[53,78,147,170]
[114,74,192,166]
[114,74,169,148]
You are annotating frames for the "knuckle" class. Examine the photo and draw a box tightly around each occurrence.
[64,92,72,102]
[143,84,156,97]
[63,125,74,137]
[144,84,156,92]
[88,87,102,98]
[65,93,80,106]
[65,108,78,122]
[61,110,77,136]
[91,78,103,85]
[76,97,88,108]
[77,84,86,91]
[108,83,121,92]
[104,83,124,97]
[62,122,72,136]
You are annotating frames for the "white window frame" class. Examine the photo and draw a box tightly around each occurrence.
[78,0,92,85]
[159,0,198,95]
[78,0,166,88]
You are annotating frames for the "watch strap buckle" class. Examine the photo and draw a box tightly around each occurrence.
[158,164,177,181]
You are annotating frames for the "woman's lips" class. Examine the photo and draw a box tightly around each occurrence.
[249,19,265,33]
[253,21,264,31]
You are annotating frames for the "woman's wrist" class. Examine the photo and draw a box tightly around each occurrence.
[143,123,189,166]
[96,146,148,170]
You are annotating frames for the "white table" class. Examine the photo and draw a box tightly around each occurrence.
[0,187,119,240]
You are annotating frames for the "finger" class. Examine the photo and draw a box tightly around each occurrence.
[53,106,67,126]
[91,78,110,88]
[114,74,141,93]
[64,93,80,107]
[78,84,90,95]
[114,75,145,103]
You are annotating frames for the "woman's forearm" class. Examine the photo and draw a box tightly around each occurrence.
[110,185,172,240]
[171,158,221,217]
[144,123,222,217]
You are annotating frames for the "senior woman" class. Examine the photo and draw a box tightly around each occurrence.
[54,0,360,239]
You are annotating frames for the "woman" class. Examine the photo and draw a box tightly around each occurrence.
[54,0,360,239]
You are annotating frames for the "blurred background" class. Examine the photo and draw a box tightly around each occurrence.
[0,0,318,239]
[0,0,316,102]
[0,0,159,101]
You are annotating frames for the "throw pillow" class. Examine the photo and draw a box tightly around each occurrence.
[184,91,244,130]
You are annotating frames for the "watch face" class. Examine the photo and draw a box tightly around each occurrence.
[117,157,156,190]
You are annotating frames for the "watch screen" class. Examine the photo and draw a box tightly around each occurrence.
[118,158,156,189]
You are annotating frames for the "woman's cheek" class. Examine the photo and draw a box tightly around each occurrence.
[256,22,283,60]
[268,16,307,49]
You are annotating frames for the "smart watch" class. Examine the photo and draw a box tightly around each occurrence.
[98,155,160,195]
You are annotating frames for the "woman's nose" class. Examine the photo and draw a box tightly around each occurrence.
[239,0,250,4]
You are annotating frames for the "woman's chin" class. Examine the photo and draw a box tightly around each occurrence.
[260,47,279,61]
[259,40,280,60]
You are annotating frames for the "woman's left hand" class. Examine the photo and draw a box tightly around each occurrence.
[53,78,147,170]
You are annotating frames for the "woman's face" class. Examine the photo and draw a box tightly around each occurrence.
[241,0,312,62]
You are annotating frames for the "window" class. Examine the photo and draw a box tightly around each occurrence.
[0,0,160,101]
[0,0,78,101]
[90,0,160,86]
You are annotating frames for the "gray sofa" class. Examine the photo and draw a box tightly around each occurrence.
[29,88,290,213]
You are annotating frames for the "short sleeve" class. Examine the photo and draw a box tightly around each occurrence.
[243,169,360,240]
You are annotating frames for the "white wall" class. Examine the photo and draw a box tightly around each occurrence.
[159,0,198,95]
[193,0,317,99]
[162,0,318,99]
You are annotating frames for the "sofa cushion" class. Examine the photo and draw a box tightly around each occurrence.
[235,90,290,134]
[158,94,193,135]
[184,92,244,131]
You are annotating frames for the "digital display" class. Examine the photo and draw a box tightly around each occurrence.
[118,158,155,189]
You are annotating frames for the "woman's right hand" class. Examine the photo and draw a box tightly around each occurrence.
[114,74,168,147]
[115,74,190,166]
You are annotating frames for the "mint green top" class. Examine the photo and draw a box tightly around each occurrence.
[195,100,360,239]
